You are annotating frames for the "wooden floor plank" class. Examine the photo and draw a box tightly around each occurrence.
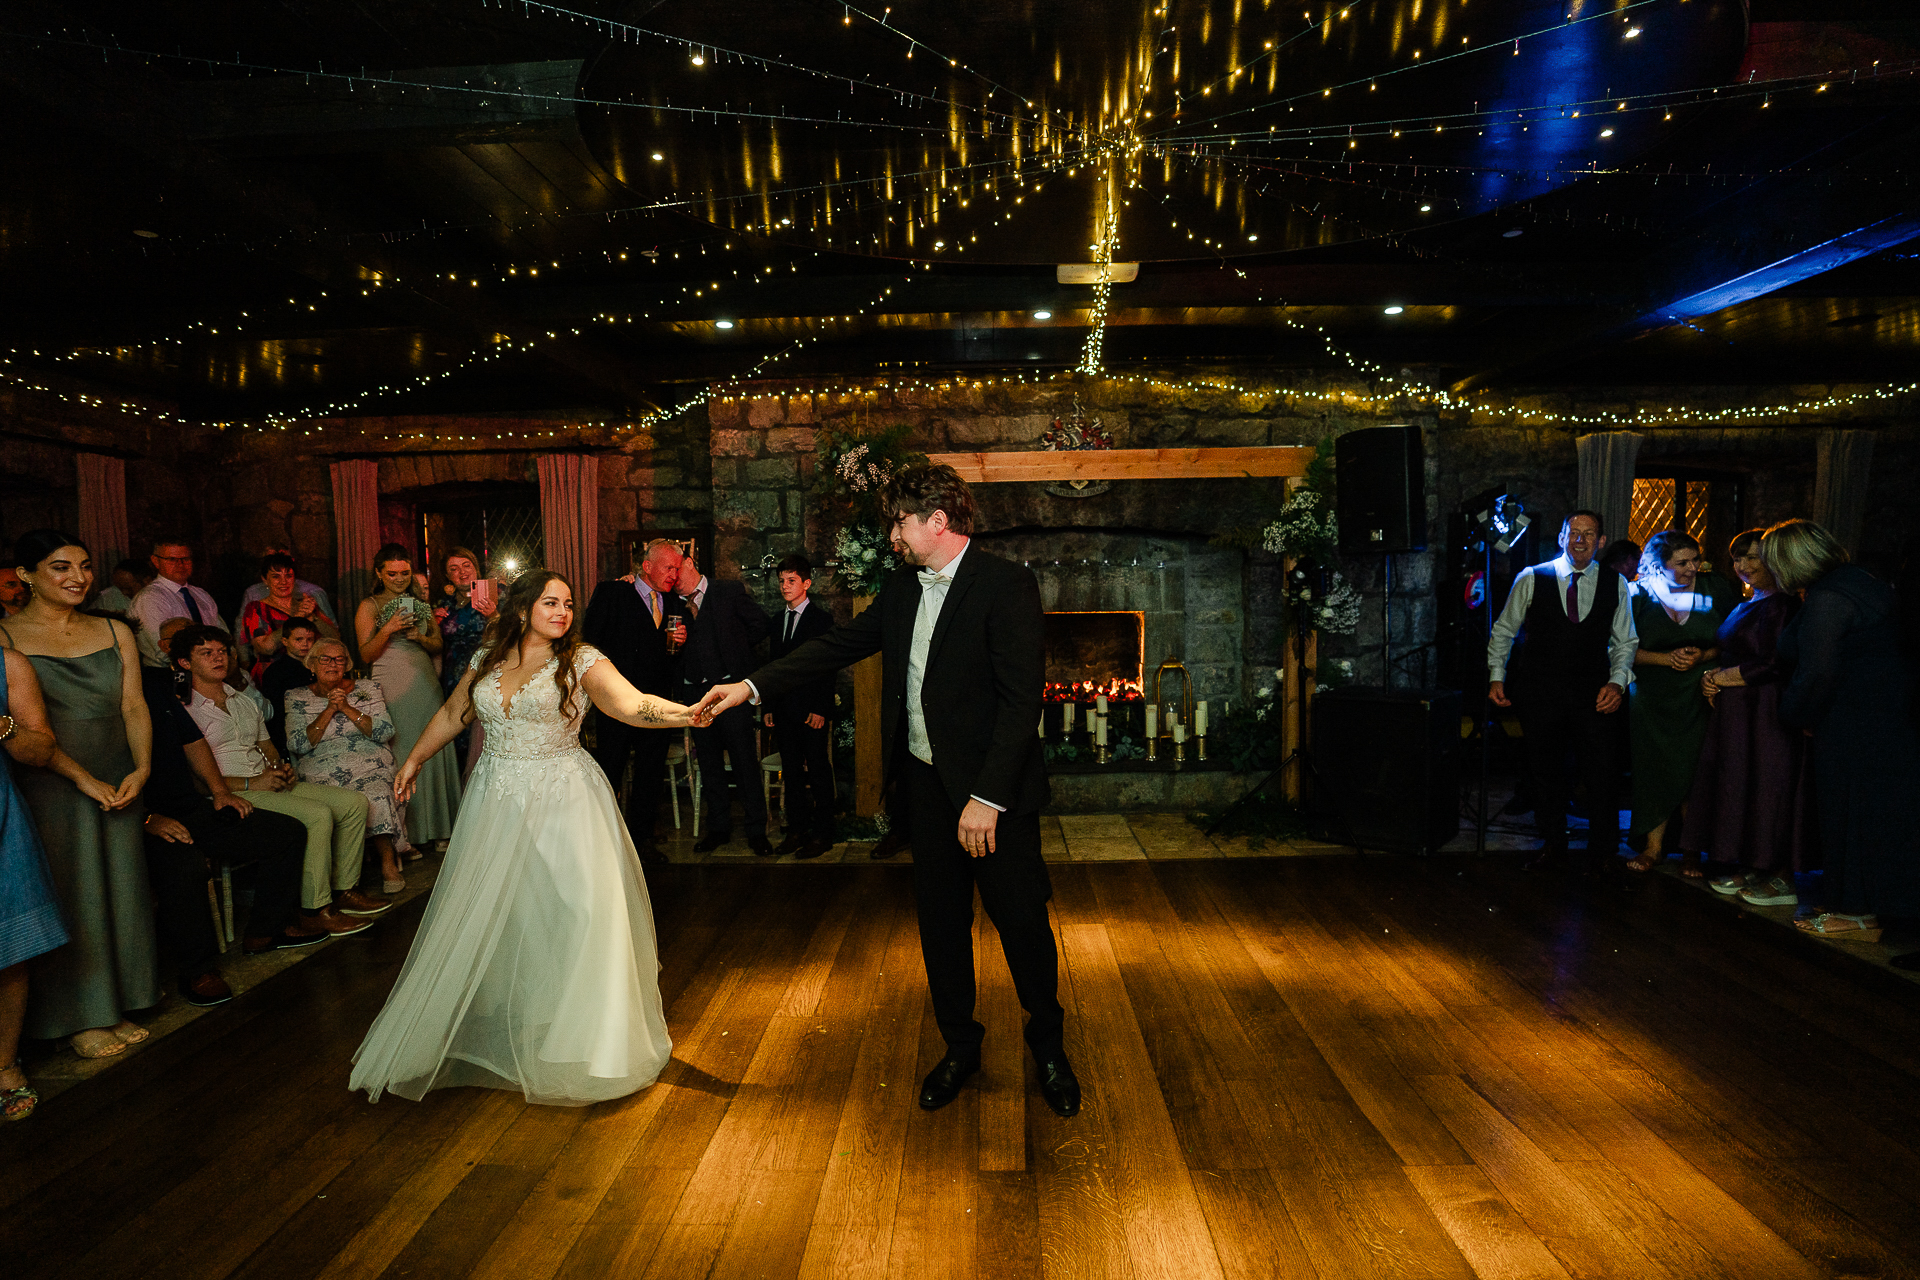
[1404,1164,1576,1280]
[1189,1168,1319,1280]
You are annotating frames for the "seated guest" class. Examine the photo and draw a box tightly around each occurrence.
[138,653,362,1006]
[285,638,410,894]
[237,553,340,682]
[93,559,156,616]
[237,548,335,632]
[260,617,321,754]
[131,538,220,668]
[1766,520,1920,942]
[0,566,30,618]
[1625,531,1740,874]
[1682,530,1814,905]
[171,625,388,924]
[762,554,838,859]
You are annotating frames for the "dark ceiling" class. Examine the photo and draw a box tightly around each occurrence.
[2,0,1917,422]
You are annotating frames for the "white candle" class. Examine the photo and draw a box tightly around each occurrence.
[1096,694,1109,716]
[1096,714,1108,747]
[1063,702,1075,732]
[1173,719,1187,744]
[1196,701,1208,736]
[1038,713,1046,739]
[1145,703,1157,738]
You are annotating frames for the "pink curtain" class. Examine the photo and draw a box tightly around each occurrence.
[538,453,600,593]
[76,454,129,569]
[330,459,381,660]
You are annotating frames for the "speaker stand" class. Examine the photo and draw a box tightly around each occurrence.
[1379,552,1393,689]
[1203,748,1370,857]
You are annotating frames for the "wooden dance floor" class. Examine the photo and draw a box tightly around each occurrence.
[5,856,1920,1279]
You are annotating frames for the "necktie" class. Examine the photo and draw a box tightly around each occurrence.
[683,593,700,621]
[1565,571,1580,623]
[784,610,797,643]
[182,586,205,624]
[648,589,661,628]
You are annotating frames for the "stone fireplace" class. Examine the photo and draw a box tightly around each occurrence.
[1042,610,1145,702]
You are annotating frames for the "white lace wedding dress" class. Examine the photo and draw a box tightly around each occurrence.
[350,646,672,1106]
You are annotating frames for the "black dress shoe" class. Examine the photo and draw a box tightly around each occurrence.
[1038,1057,1081,1118]
[918,1056,979,1110]
[692,833,729,853]
[636,843,669,864]
[795,835,835,860]
[772,833,809,858]
[748,834,775,857]
[869,828,911,860]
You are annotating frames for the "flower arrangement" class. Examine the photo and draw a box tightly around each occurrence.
[1040,399,1116,451]
[811,422,928,597]
[1286,566,1360,635]
[1260,488,1339,561]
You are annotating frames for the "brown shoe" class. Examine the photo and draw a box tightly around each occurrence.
[311,907,374,936]
[181,971,234,1007]
[336,887,392,917]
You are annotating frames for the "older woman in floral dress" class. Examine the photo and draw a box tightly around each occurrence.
[285,638,410,894]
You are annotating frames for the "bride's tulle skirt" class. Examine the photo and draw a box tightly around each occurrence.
[349,745,671,1106]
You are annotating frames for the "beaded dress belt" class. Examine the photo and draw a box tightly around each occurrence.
[484,744,586,762]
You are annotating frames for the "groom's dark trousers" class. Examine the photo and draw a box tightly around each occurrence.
[745,545,1064,1063]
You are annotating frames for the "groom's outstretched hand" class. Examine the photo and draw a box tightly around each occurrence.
[691,681,752,725]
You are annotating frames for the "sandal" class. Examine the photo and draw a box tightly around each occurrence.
[1795,912,1881,942]
[110,1021,150,1046]
[1710,872,1755,896]
[1738,876,1799,907]
[1,1061,37,1122]
[69,1029,127,1059]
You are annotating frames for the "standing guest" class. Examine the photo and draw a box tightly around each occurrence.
[1,648,65,1120]
[761,555,838,859]
[173,625,384,929]
[355,545,459,849]
[2,531,158,1060]
[237,553,339,682]
[432,547,497,767]
[1683,530,1815,905]
[1488,511,1637,869]
[1766,520,1920,942]
[92,559,156,617]
[1624,531,1739,874]
[675,551,771,856]
[130,538,220,668]
[0,567,32,618]
[139,654,346,1009]
[1597,539,1641,585]
[237,548,335,633]
[583,540,687,863]
[260,616,321,754]
[694,465,1081,1118]
[286,638,411,894]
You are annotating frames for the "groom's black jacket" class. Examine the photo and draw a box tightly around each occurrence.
[582,580,676,696]
[746,544,1048,816]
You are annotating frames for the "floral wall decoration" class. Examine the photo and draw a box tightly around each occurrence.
[809,421,927,596]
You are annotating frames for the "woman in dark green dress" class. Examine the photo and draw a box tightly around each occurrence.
[2,531,157,1060]
[1626,530,1739,874]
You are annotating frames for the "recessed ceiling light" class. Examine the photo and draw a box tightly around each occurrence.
[1419,204,1432,212]
[133,229,159,238]
[1503,228,1524,238]
[1383,305,1404,315]
[1032,310,1052,320]
[715,320,734,329]
[651,152,664,161]
[1625,26,1641,37]
[1600,128,1614,137]
[1247,234,1259,241]
[691,53,705,66]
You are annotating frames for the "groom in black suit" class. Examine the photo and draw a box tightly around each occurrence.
[694,465,1079,1118]
[582,539,687,862]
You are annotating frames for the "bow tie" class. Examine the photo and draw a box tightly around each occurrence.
[917,569,948,586]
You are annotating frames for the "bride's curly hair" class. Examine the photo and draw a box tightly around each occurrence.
[466,569,585,724]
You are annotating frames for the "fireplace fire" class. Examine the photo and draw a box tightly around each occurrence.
[1043,611,1145,704]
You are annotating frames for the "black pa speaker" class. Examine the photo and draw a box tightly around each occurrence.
[1308,687,1461,854]
[1335,425,1427,554]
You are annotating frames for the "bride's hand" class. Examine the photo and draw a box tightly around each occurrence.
[394,759,420,803]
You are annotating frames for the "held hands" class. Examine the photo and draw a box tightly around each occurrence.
[1596,683,1624,714]
[1667,646,1702,673]
[958,799,999,858]
[691,682,751,725]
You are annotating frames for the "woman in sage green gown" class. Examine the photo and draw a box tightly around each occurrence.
[1626,530,1740,873]
[2,530,157,1059]
[355,544,460,846]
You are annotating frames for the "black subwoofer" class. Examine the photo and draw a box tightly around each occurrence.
[1309,687,1461,854]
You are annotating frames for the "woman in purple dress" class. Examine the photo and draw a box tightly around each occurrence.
[1682,530,1815,906]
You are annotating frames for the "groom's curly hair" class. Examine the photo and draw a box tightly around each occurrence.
[466,569,585,724]
[883,463,975,535]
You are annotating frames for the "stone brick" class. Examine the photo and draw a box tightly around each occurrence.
[711,429,761,457]
[743,456,799,488]
[764,427,819,454]
[748,397,784,428]
[708,397,746,429]
[708,458,740,487]
[714,489,784,530]
[650,488,711,512]
[785,394,816,424]
[597,454,630,489]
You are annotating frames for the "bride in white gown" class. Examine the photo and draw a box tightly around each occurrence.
[350,569,704,1106]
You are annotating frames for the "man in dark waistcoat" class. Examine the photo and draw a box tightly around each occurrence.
[1488,510,1639,868]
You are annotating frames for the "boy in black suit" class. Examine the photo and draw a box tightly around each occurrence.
[761,554,837,859]
[693,466,1079,1118]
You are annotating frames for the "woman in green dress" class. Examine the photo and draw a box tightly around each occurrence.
[355,544,460,847]
[1626,530,1740,874]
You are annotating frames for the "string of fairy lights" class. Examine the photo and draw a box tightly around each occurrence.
[6,1,1918,432]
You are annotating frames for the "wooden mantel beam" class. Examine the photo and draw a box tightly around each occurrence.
[926,446,1314,484]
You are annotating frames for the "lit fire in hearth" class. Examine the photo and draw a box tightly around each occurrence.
[1043,679,1144,704]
